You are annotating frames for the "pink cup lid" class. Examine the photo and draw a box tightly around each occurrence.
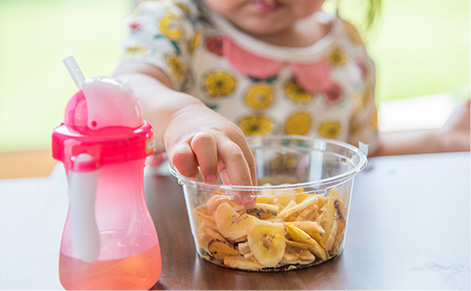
[52,121,155,170]
[52,77,155,170]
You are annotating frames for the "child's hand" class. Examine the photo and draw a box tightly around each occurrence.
[373,98,469,156]
[163,100,257,208]
[438,98,470,152]
[115,63,257,208]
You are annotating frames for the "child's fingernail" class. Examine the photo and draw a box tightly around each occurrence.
[242,194,256,208]
[205,174,217,183]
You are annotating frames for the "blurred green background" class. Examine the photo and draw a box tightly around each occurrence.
[0,0,469,152]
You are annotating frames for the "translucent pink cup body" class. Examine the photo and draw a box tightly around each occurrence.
[58,159,161,290]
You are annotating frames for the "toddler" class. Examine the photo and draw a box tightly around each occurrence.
[114,0,470,205]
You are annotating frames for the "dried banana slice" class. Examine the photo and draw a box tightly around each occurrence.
[208,239,240,261]
[315,212,325,226]
[256,196,274,204]
[237,241,251,256]
[294,193,311,203]
[248,220,286,267]
[288,221,324,236]
[315,196,327,210]
[197,220,218,232]
[329,187,341,199]
[257,184,276,204]
[332,219,346,253]
[334,199,347,220]
[324,219,339,251]
[234,236,247,244]
[321,190,346,246]
[285,222,327,261]
[271,185,304,209]
[277,195,317,219]
[277,200,297,217]
[246,203,279,219]
[320,196,336,245]
[193,205,215,223]
[280,245,300,265]
[214,202,256,241]
[281,245,316,266]
[298,248,316,263]
[224,255,264,271]
[294,204,318,221]
[197,221,227,253]
[285,239,311,250]
[204,225,227,242]
[206,195,238,215]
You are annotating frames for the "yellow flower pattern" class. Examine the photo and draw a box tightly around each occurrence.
[204,71,237,97]
[369,111,378,129]
[126,45,149,56]
[269,153,298,171]
[166,55,184,81]
[245,84,274,110]
[318,121,342,139]
[353,92,363,116]
[349,121,361,136]
[175,2,191,15]
[329,47,347,66]
[363,87,374,105]
[284,112,311,135]
[238,115,275,136]
[188,31,201,54]
[159,13,183,40]
[284,80,313,104]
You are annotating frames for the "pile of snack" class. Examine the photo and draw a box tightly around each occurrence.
[192,185,347,271]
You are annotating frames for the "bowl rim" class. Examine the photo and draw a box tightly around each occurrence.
[169,136,368,192]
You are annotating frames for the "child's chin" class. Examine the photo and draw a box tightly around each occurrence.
[237,21,288,37]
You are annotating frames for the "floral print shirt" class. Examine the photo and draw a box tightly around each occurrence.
[121,0,379,153]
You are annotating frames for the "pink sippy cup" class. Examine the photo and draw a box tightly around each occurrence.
[52,57,161,290]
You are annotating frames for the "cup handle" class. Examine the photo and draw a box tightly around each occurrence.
[68,153,100,262]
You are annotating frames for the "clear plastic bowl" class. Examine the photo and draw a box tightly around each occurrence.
[170,136,367,272]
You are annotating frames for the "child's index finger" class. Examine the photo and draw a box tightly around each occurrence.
[219,165,256,209]
[217,146,257,209]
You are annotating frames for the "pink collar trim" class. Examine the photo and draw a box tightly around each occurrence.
[222,36,332,93]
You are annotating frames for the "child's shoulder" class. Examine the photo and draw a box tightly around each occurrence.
[315,12,366,45]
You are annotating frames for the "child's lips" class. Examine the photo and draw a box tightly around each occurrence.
[252,0,283,13]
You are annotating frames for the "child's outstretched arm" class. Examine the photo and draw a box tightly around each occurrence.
[115,62,257,207]
[374,99,470,156]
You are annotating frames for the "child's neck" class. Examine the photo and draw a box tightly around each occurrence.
[248,16,331,48]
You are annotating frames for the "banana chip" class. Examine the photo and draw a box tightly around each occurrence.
[289,221,325,235]
[224,255,264,271]
[193,205,215,223]
[277,200,297,217]
[285,222,327,261]
[248,220,286,267]
[214,202,256,241]
[206,195,238,215]
[208,239,240,261]
[332,219,346,253]
[277,195,317,219]
[246,203,279,219]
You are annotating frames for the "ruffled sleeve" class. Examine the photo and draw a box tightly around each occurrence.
[342,20,380,155]
[120,0,201,90]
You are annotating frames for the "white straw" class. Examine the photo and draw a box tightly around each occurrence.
[63,56,85,89]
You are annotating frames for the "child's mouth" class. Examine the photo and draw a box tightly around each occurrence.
[252,0,283,13]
